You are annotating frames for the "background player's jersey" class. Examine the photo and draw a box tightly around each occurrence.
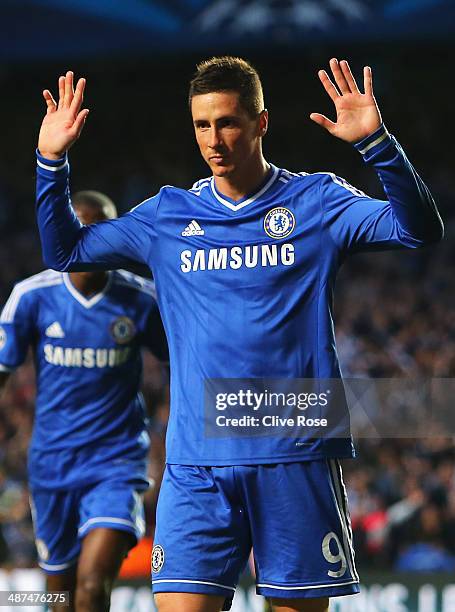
[0,269,167,488]
[35,125,443,466]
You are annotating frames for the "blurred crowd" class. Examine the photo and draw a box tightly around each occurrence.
[335,209,455,573]
[1,47,454,573]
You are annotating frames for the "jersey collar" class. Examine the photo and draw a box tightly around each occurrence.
[210,164,279,212]
[63,272,112,309]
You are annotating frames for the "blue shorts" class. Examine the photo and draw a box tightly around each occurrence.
[30,479,145,574]
[152,460,359,609]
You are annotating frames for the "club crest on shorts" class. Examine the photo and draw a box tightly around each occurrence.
[35,538,49,561]
[152,544,165,573]
[264,207,295,239]
[0,325,6,350]
[110,316,136,344]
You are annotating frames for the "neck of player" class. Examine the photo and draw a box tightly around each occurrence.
[214,156,270,202]
[69,272,109,298]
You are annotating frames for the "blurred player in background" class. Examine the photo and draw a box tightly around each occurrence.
[34,57,442,612]
[0,191,168,611]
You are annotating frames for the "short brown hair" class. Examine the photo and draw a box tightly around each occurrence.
[188,56,264,119]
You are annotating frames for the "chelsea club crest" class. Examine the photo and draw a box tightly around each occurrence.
[110,316,136,344]
[264,207,295,239]
[152,544,165,573]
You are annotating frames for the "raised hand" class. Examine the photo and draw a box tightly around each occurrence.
[38,71,89,160]
[310,58,382,143]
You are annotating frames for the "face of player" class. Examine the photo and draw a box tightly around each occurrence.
[191,91,267,180]
[73,203,107,226]
[71,204,109,282]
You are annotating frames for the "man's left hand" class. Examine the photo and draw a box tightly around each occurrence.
[310,58,382,143]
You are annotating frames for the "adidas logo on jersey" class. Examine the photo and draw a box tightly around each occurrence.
[182,220,205,236]
[45,321,65,338]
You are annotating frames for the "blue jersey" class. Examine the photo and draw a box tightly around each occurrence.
[35,125,443,466]
[0,269,167,488]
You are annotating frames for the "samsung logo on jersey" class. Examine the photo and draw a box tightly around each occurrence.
[43,344,131,368]
[180,243,295,273]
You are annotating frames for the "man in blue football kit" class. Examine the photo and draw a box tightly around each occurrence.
[34,57,443,612]
[0,191,168,611]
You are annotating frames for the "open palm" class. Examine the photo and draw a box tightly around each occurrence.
[38,71,89,160]
[310,58,382,143]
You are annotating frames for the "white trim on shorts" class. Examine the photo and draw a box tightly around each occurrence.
[152,579,235,592]
[78,516,137,535]
[39,556,79,572]
[257,579,359,590]
[327,459,360,583]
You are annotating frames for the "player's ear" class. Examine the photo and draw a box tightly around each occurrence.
[258,109,268,137]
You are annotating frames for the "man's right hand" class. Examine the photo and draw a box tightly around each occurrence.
[38,71,89,160]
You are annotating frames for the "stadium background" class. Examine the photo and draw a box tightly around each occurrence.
[1,1,454,610]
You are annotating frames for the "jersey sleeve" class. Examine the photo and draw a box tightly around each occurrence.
[0,287,36,371]
[320,124,444,254]
[36,151,161,271]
